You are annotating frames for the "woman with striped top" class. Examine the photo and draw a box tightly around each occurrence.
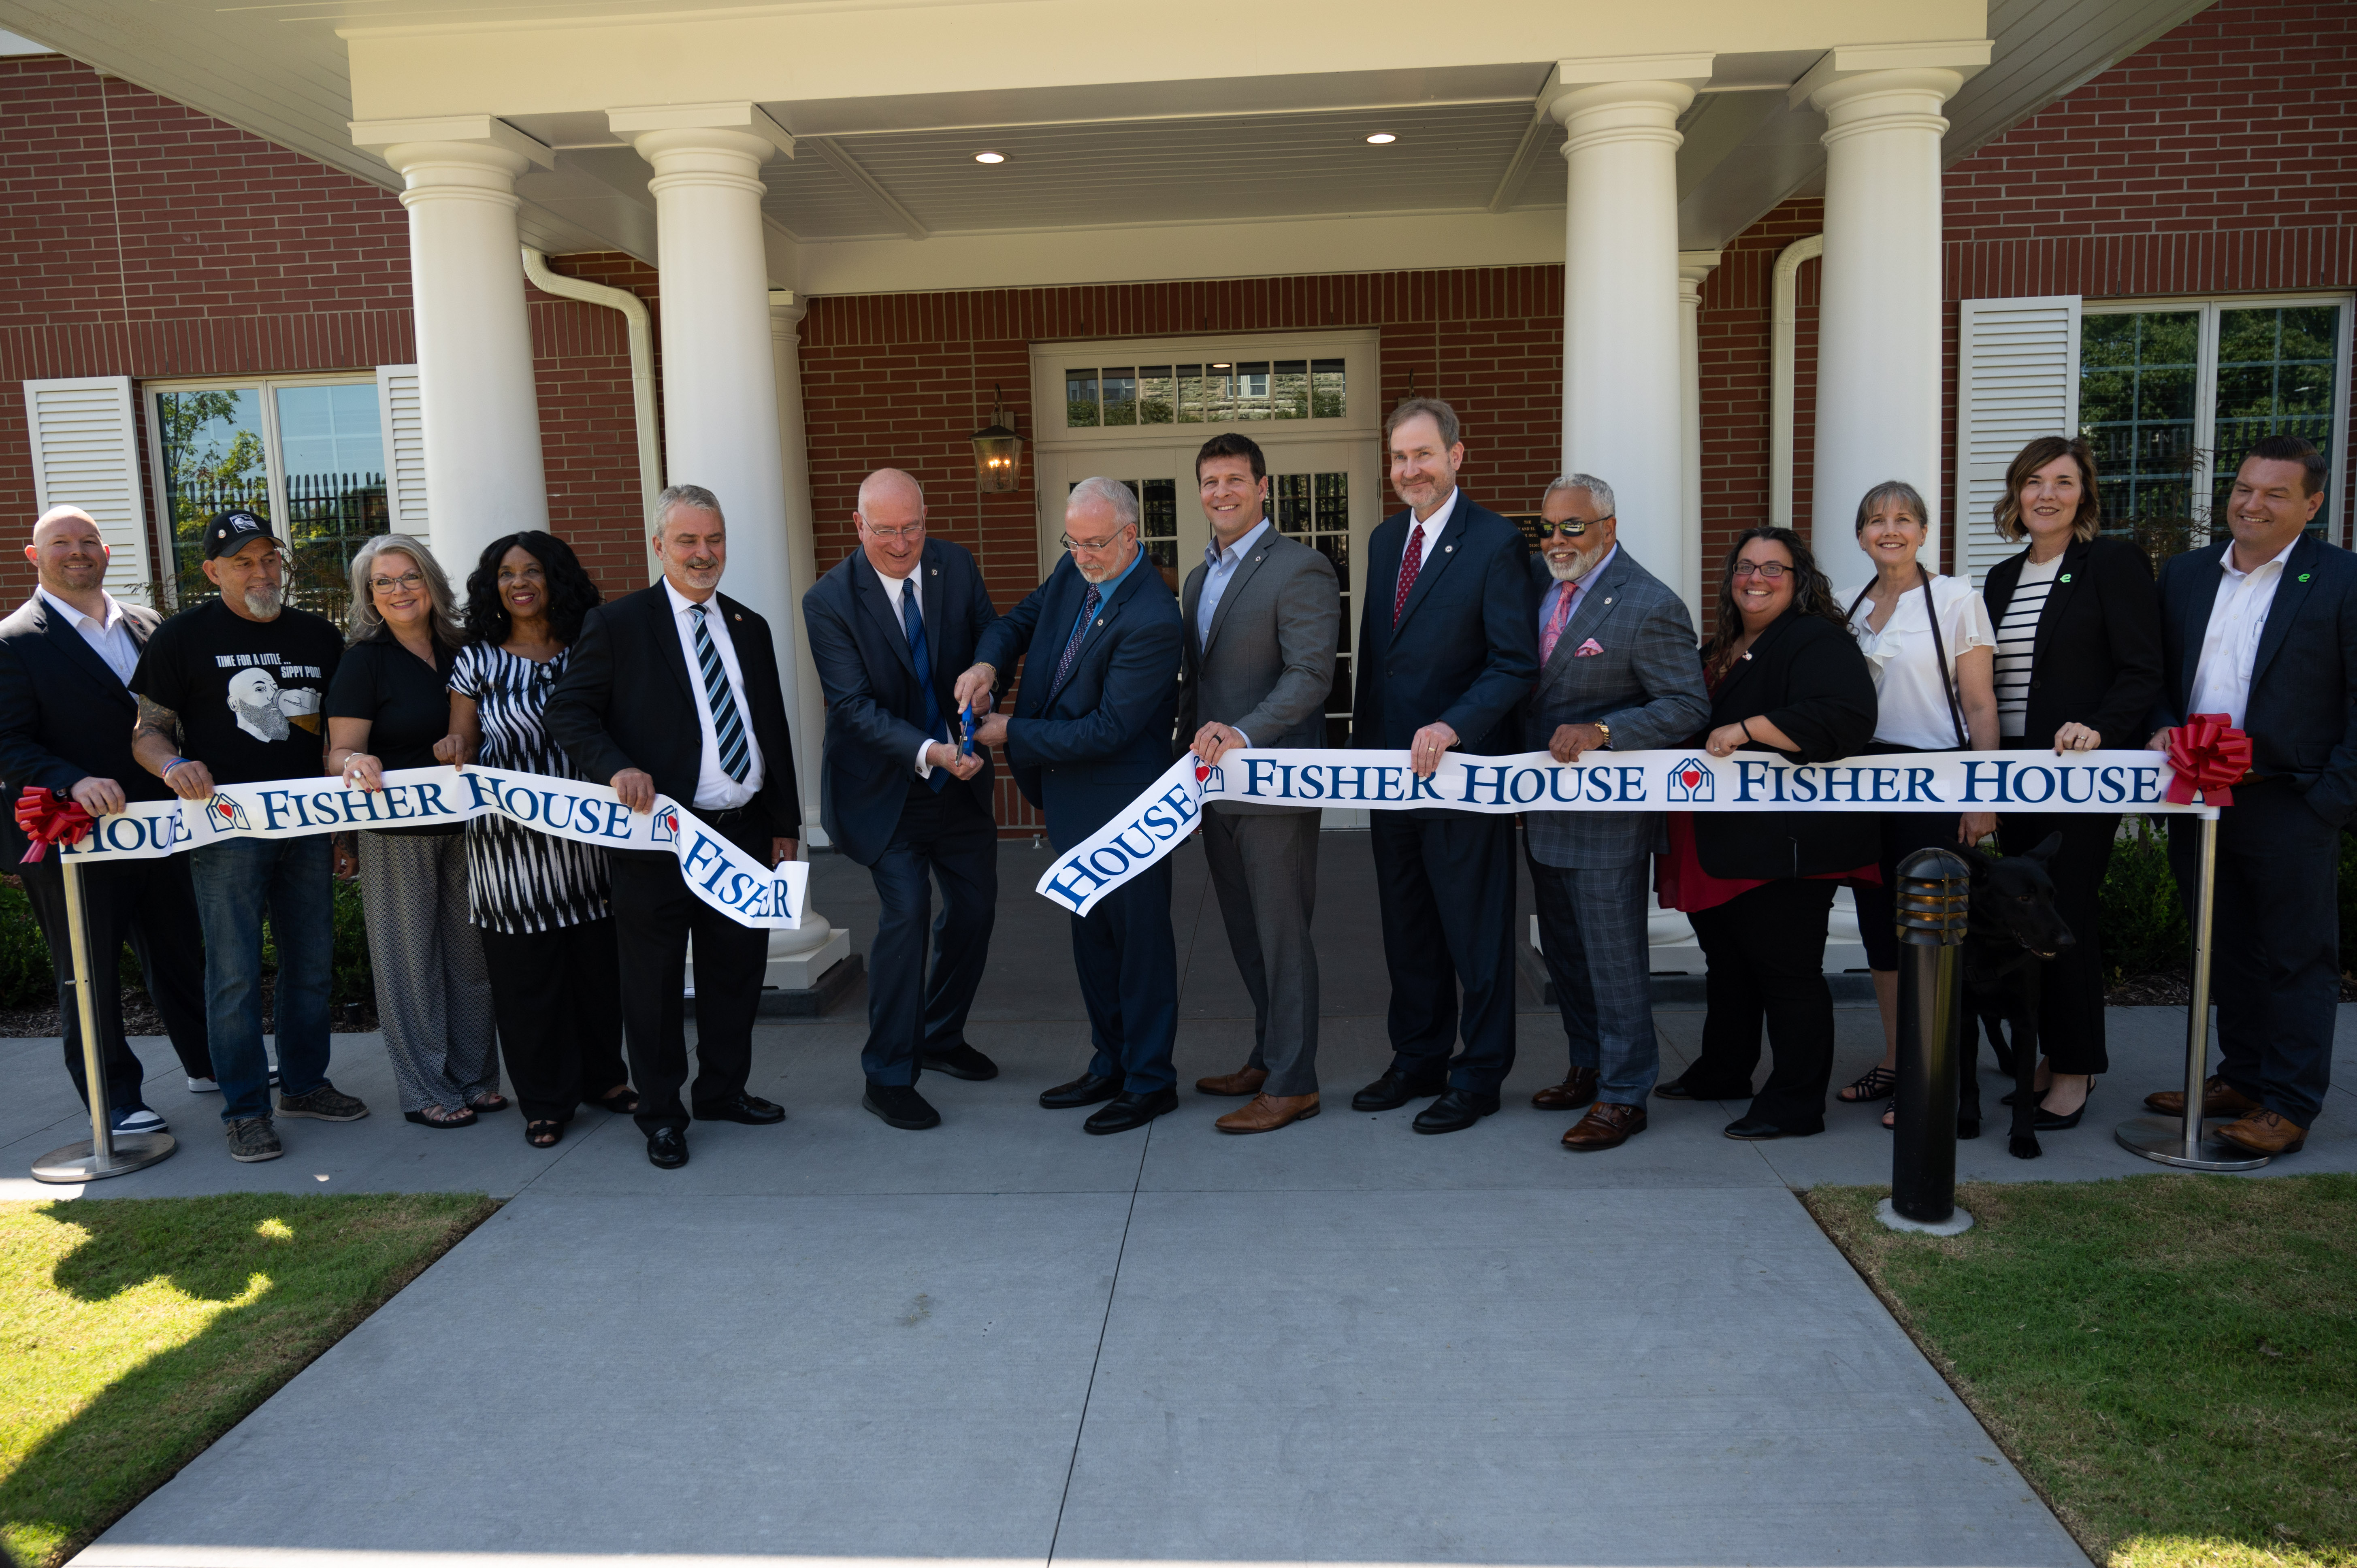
[1976,436,2161,1128]
[445,531,634,1148]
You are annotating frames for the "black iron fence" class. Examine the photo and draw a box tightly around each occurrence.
[165,472,388,626]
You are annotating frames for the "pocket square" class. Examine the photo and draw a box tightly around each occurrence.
[1573,638,1605,657]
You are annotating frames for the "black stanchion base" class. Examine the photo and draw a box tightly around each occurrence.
[2113,1114,2271,1172]
[30,1130,177,1184]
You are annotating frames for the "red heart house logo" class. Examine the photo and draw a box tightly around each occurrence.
[1681,769,1701,790]
[1194,765,1209,782]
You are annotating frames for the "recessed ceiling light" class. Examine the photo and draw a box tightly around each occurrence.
[1212,362,1231,370]
[974,150,1006,164]
[1366,132,1397,144]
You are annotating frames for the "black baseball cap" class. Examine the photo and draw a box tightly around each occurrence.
[203,509,279,560]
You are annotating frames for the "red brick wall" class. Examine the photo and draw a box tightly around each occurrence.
[529,254,661,594]
[1696,199,1821,598]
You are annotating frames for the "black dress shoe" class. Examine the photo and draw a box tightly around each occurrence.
[691,1091,786,1125]
[1411,1089,1500,1134]
[1083,1087,1178,1135]
[646,1127,688,1169]
[1657,1072,1748,1101]
[1722,1115,1819,1140]
[864,1082,941,1130]
[1351,1065,1448,1112]
[1040,1073,1121,1110]
[921,1043,1000,1081]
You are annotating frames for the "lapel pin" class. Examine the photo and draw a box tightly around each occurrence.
[1603,597,1613,605]
[2059,573,2072,584]
[1444,545,1453,553]
[2300,573,2313,582]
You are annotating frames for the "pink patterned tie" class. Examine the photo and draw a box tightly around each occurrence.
[1391,524,1426,626]
[1540,582,1577,664]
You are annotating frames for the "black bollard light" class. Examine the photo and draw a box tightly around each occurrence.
[1880,847,1972,1236]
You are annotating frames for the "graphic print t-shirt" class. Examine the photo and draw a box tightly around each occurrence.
[129,599,345,786]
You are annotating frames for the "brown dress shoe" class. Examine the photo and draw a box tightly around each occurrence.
[2210,1108,2306,1155]
[2144,1074,2261,1119]
[1215,1092,1319,1133]
[1562,1101,1647,1151]
[1531,1067,1599,1111]
[1196,1065,1269,1097]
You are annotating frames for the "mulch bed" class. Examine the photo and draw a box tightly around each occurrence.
[0,981,376,1038]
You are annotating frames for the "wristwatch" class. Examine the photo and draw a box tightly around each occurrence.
[1592,722,1611,749]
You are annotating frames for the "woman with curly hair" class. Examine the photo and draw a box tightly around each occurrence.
[1654,526,1880,1138]
[442,531,633,1148]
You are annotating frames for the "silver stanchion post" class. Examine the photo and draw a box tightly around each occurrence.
[2114,811,2267,1172]
[1878,847,1973,1236]
[31,849,177,1183]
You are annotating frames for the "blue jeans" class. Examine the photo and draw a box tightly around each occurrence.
[189,836,334,1124]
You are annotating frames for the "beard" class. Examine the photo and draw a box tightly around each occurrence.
[1544,542,1607,582]
[240,582,284,618]
[232,698,290,742]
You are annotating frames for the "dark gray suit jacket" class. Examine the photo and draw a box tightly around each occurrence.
[1520,546,1709,869]
[1177,526,1340,816]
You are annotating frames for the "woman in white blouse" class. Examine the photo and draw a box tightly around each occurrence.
[1833,480,2001,1123]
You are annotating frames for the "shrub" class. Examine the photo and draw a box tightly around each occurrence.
[2095,819,2357,981]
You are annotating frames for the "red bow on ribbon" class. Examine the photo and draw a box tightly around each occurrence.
[14,786,94,863]
[2165,714,2254,807]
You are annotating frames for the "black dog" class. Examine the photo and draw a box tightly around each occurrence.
[1958,833,2076,1159]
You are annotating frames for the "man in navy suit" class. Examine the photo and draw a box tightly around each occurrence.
[804,469,1001,1131]
[2144,435,2357,1157]
[0,506,212,1129]
[1349,398,1541,1134]
[958,476,1184,1135]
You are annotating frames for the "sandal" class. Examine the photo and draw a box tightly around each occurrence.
[467,1092,510,1114]
[404,1104,477,1129]
[1839,1065,1898,1104]
[589,1086,639,1116]
[526,1119,563,1148]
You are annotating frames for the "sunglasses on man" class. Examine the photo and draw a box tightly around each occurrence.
[1534,513,1613,539]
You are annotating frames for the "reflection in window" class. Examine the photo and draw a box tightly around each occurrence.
[1065,358,1348,427]
[1066,371,1099,428]
[1276,470,1354,744]
[276,384,389,622]
[1138,366,1174,424]
[2213,305,2341,535]
[2079,311,2201,550]
[1101,368,1138,427]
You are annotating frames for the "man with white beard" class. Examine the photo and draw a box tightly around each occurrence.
[1519,475,1708,1152]
[132,510,365,1163]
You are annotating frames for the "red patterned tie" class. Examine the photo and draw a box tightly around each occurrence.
[1540,582,1576,663]
[1391,523,1426,626]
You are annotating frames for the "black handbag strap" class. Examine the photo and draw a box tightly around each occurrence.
[1849,565,1968,749]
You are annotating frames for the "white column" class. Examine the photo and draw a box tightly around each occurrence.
[769,289,828,849]
[354,123,550,578]
[1807,67,1963,594]
[1551,70,1703,603]
[1677,250,1721,620]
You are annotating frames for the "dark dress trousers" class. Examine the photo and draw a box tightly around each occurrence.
[2150,534,2357,1129]
[1349,494,1540,1095]
[0,593,210,1111]
[545,583,803,1134]
[975,552,1183,1093]
[1982,535,2162,1075]
[804,539,999,1087]
[1684,610,1878,1134]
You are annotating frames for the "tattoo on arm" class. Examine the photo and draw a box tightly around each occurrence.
[135,695,183,751]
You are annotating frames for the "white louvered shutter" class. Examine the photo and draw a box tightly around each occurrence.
[21,376,156,607]
[376,364,428,543]
[1955,296,2082,586]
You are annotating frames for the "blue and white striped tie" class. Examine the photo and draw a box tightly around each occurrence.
[690,603,751,782]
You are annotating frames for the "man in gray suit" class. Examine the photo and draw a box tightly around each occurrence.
[1181,433,1341,1133]
[1522,474,1709,1151]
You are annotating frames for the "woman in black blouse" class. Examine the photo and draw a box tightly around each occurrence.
[1655,527,1879,1139]
[326,533,500,1129]
[443,532,631,1148]
[1979,435,2161,1128]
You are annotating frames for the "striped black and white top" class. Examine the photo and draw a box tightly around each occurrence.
[449,643,611,935]
[1992,552,2064,740]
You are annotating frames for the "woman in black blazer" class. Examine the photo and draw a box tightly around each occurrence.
[1979,435,2162,1128]
[1656,526,1879,1139]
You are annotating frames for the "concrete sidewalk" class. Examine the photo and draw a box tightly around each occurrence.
[9,833,2348,1568]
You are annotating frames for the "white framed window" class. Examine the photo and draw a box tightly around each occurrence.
[141,369,424,619]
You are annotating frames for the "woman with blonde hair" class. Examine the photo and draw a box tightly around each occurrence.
[324,533,501,1129]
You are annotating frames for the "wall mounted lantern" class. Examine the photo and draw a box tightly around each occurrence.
[969,385,1023,494]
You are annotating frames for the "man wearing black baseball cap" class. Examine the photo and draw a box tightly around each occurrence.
[130,510,367,1163]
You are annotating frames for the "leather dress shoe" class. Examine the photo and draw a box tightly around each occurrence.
[921,1043,999,1081]
[1215,1092,1319,1133]
[1040,1072,1121,1110]
[1532,1067,1598,1112]
[1723,1115,1818,1141]
[1656,1072,1747,1101]
[645,1127,688,1169]
[2144,1074,2261,1119]
[864,1082,941,1130]
[692,1091,785,1125]
[1351,1066,1447,1112]
[1196,1065,1269,1097]
[1411,1089,1500,1134]
[1561,1101,1647,1151]
[1084,1086,1178,1135]
[2210,1108,2307,1155]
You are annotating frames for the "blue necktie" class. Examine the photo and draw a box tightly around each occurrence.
[1047,583,1102,704]
[689,603,750,783]
[901,583,949,793]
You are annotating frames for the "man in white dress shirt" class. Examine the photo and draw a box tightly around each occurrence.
[2144,435,2357,1157]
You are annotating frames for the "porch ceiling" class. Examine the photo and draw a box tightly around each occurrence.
[0,0,2218,286]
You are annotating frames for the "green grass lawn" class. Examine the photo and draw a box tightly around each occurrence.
[0,1192,493,1568]
[1809,1175,2357,1568]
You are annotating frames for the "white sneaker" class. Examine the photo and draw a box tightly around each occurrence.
[188,1076,219,1093]
[112,1106,167,1134]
